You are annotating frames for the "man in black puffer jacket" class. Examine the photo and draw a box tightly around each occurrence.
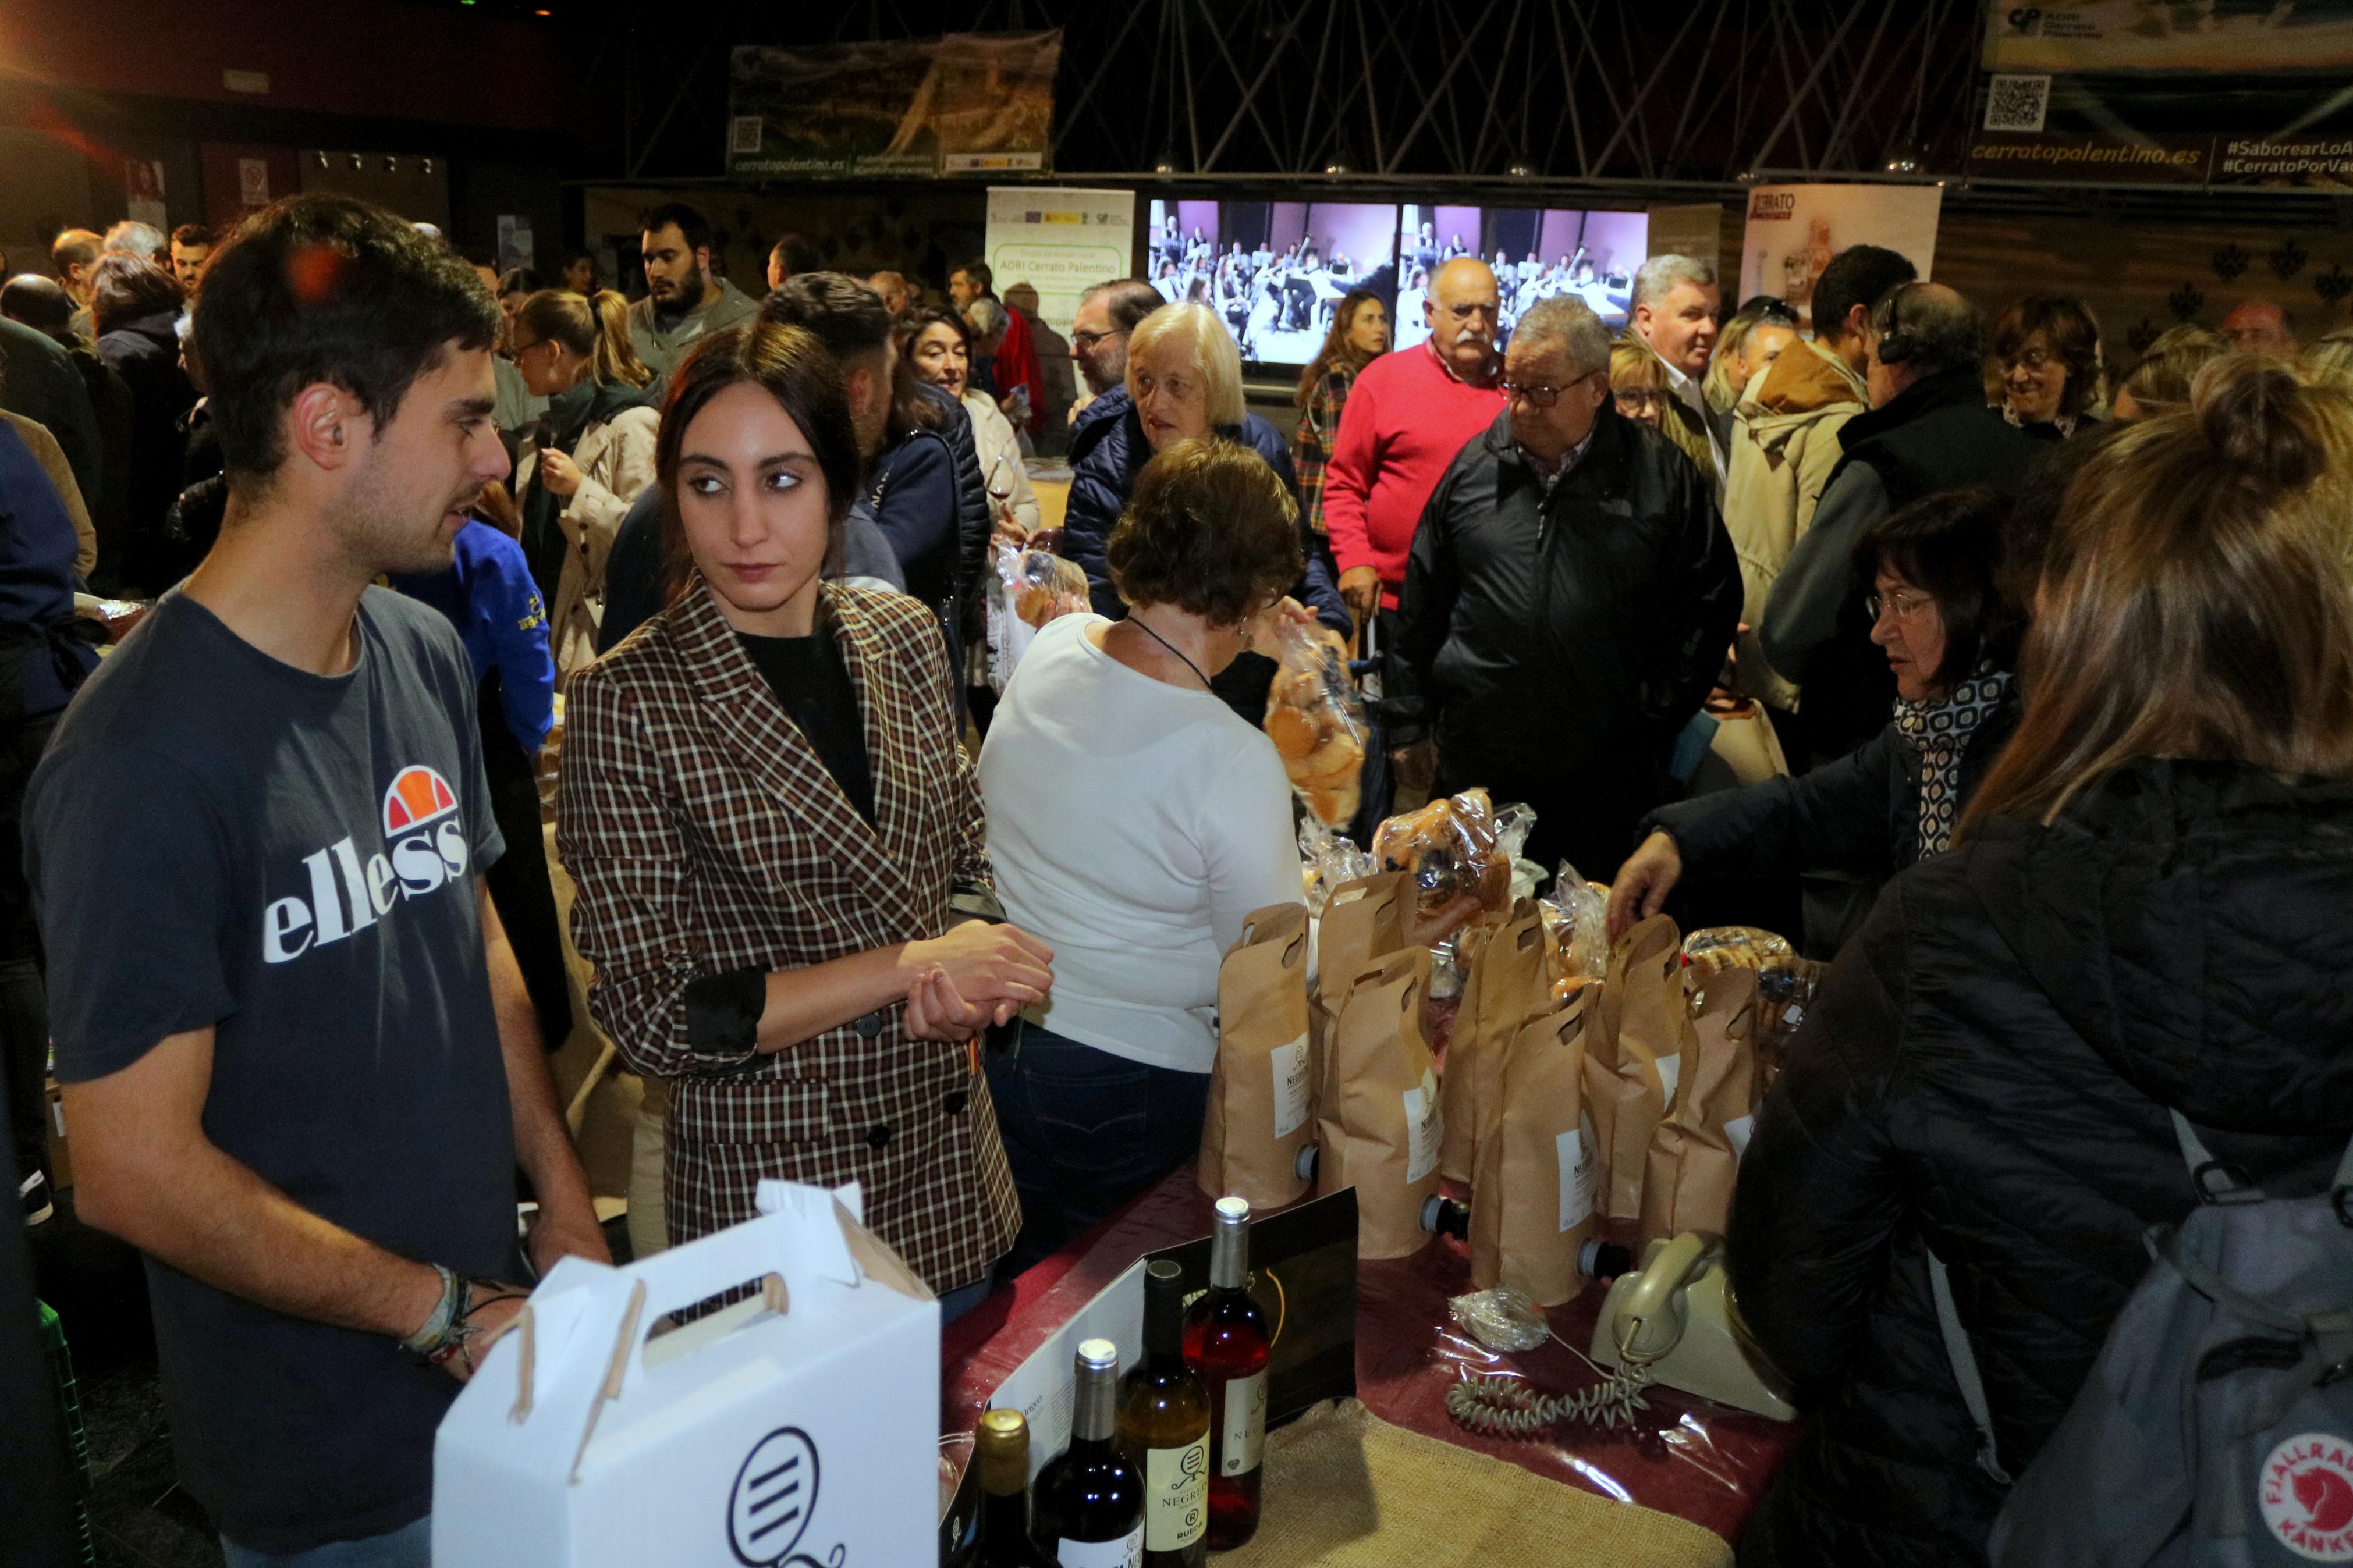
[1389,296,1740,877]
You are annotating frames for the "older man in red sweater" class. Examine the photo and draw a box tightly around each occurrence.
[1324,257,1507,624]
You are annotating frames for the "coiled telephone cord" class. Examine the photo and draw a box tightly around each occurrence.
[1445,1363,1655,1437]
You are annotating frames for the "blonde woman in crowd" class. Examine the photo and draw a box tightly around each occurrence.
[509,289,658,670]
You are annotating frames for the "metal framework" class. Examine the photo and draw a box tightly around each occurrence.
[577,0,1984,190]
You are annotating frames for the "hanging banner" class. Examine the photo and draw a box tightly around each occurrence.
[728,32,1061,178]
[1983,2,2353,74]
[984,186,1133,341]
[1738,184,1943,332]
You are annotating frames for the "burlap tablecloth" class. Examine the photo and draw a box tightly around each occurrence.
[1222,1398,1733,1568]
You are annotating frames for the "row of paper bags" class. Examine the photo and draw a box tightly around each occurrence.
[1198,872,1759,1307]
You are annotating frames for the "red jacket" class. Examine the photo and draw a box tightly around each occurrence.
[1322,341,1506,607]
[997,304,1046,436]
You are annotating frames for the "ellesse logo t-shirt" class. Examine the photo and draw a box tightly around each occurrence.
[27,586,517,1553]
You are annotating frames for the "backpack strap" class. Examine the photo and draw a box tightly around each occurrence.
[1926,1248,2014,1487]
[2168,1110,2265,1207]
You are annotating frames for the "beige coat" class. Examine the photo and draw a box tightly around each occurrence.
[2,411,95,582]
[961,390,1041,536]
[516,403,659,673]
[1722,337,1866,711]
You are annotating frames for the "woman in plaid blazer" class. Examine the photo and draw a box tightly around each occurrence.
[559,321,1054,1308]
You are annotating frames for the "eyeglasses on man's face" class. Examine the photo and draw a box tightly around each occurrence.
[1070,328,1122,351]
[1503,369,1600,410]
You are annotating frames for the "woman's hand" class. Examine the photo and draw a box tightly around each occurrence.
[1606,830,1682,942]
[901,921,1053,1016]
[1247,596,1315,659]
[903,964,998,1042]
[537,449,582,499]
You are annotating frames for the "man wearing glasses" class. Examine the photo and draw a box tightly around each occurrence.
[1388,295,1740,877]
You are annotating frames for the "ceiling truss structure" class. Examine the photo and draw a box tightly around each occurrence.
[580,0,1983,189]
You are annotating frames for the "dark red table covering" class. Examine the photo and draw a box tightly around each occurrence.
[942,1165,1800,1544]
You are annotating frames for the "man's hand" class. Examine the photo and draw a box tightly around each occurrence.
[527,1201,612,1279]
[1606,830,1683,941]
[1403,891,1485,952]
[537,448,582,499]
[1340,566,1383,630]
[1390,738,1438,799]
[440,1286,531,1384]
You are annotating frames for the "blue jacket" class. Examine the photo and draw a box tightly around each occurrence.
[0,420,99,719]
[389,520,555,754]
[1062,396,1350,635]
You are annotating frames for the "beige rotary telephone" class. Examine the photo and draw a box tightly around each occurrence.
[1589,1232,1797,1421]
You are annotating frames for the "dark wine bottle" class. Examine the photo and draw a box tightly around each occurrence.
[974,1408,1060,1568]
[1184,1196,1272,1551]
[1035,1338,1145,1566]
[1116,1259,1209,1568]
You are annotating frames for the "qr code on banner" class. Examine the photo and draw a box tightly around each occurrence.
[1985,74,2050,133]
[730,115,765,155]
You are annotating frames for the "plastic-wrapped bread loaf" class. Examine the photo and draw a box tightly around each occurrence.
[1263,620,1368,827]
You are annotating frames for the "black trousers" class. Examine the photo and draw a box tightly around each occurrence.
[1,712,56,1183]
[478,692,573,1051]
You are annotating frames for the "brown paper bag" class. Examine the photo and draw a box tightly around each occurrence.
[1587,914,1695,1221]
[1200,904,1316,1210]
[1639,968,1759,1244]
[1439,900,1549,1186]
[1315,947,1441,1260]
[1470,987,1602,1306]
[1316,872,1411,1017]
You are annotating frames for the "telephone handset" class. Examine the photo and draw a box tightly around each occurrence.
[1612,1232,1708,1364]
[1590,1232,1798,1421]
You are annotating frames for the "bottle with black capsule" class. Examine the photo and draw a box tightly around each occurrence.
[1034,1338,1145,1566]
[974,1407,1059,1568]
[1116,1259,1209,1567]
[1183,1196,1273,1550]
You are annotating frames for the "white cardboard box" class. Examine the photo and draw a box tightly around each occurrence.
[434,1180,936,1567]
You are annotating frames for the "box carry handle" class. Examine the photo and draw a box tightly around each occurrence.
[570,1278,646,1484]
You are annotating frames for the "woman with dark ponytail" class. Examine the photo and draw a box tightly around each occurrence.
[509,288,658,670]
[1724,355,2353,1568]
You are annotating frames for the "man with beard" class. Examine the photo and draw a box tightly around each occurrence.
[1390,295,1740,874]
[1066,276,1160,426]
[26,194,607,1567]
[627,201,758,386]
[1322,257,1506,633]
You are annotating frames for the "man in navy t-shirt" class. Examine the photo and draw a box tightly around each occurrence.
[25,194,608,1567]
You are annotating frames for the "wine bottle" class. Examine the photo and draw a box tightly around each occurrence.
[974,1408,1060,1568]
[1116,1259,1210,1568]
[1184,1196,1272,1551]
[1035,1338,1145,1566]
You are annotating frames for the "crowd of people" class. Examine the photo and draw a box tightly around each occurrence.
[0,185,2348,1568]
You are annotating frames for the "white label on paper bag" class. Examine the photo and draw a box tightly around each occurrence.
[1057,1524,1145,1566]
[1557,1113,1598,1231]
[1144,1438,1208,1550]
[1725,1114,1755,1161]
[1219,1367,1268,1475]
[1270,1033,1311,1140]
[1655,1051,1682,1110]
[1403,1068,1443,1185]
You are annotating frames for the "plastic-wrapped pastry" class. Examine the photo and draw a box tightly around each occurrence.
[1538,860,1611,987]
[1263,618,1369,827]
[1298,815,1374,916]
[984,541,1091,692]
[1369,788,1534,915]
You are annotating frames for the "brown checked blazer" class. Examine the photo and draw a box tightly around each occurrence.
[558,578,1018,1290]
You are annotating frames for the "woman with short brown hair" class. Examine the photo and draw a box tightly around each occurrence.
[1725,356,2353,1567]
[559,319,1054,1318]
[1989,294,2104,437]
[977,438,1310,1268]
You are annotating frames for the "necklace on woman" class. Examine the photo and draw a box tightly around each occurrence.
[1127,614,1213,691]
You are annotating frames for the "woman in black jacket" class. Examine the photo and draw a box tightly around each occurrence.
[1723,358,2353,1567]
[1607,486,2022,943]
